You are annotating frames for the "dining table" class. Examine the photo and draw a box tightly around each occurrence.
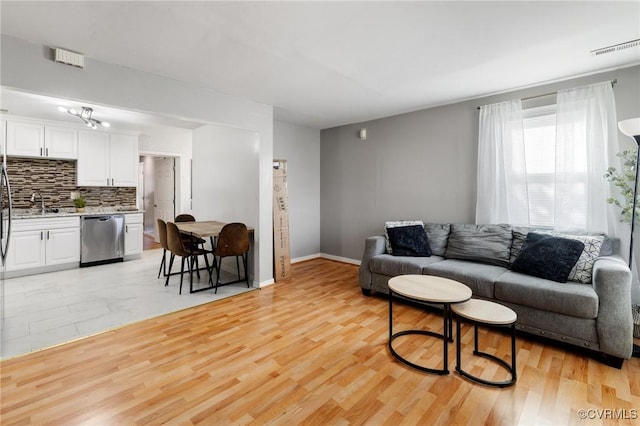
[174,220,254,293]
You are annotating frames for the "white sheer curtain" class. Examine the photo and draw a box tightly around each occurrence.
[555,81,620,236]
[476,82,621,240]
[475,100,528,224]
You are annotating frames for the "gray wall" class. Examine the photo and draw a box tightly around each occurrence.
[274,121,321,259]
[321,65,640,261]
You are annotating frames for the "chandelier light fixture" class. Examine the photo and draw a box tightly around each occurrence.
[57,106,110,129]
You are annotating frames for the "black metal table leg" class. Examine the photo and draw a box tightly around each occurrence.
[388,289,451,375]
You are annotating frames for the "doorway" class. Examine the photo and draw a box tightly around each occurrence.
[139,155,178,248]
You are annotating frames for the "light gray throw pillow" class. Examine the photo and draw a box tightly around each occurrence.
[423,223,451,256]
[446,224,513,267]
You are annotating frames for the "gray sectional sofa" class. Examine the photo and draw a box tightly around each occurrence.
[359,223,634,366]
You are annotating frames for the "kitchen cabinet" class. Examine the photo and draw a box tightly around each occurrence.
[124,213,143,257]
[6,216,80,272]
[77,131,138,187]
[6,120,78,159]
[109,134,138,187]
[44,125,78,159]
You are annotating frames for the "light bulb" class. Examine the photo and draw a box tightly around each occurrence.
[57,106,68,113]
[101,122,110,128]
[69,108,77,115]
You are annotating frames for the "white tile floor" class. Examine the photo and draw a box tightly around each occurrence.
[0,249,255,359]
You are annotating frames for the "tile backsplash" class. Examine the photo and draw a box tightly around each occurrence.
[7,158,136,209]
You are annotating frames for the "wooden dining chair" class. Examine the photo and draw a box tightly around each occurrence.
[165,221,213,294]
[213,222,250,293]
[156,219,173,279]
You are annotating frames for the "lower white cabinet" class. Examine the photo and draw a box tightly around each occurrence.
[124,213,143,256]
[6,217,80,272]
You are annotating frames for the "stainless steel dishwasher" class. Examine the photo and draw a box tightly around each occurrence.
[80,214,125,267]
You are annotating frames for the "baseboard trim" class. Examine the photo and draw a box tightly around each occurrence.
[291,253,362,266]
[290,253,361,266]
[320,253,361,266]
[259,278,275,287]
[291,254,322,263]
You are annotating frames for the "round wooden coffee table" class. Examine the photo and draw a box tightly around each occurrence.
[452,298,517,387]
[388,275,472,375]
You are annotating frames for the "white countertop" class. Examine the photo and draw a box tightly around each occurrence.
[9,207,144,219]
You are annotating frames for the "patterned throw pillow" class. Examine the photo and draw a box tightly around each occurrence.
[384,221,423,254]
[540,231,605,284]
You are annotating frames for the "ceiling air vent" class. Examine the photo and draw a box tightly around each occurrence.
[53,48,85,68]
[591,39,640,56]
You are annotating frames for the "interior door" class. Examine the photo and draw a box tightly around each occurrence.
[154,157,175,241]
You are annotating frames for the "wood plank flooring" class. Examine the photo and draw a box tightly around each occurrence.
[2,259,640,425]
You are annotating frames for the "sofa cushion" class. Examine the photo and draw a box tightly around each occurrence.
[384,220,423,254]
[424,223,451,256]
[370,254,444,276]
[511,233,584,283]
[423,259,507,299]
[387,225,432,257]
[495,271,598,319]
[445,224,513,267]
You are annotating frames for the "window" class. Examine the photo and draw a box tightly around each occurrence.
[476,82,617,233]
[521,105,556,227]
[520,104,588,229]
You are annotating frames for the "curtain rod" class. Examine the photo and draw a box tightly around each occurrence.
[476,79,618,110]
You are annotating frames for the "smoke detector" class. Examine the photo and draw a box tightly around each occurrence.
[591,39,640,56]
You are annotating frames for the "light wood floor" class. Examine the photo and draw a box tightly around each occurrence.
[2,259,640,425]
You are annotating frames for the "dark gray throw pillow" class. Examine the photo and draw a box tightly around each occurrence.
[387,225,432,257]
[511,232,585,283]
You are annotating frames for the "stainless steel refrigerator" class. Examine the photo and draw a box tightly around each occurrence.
[1,149,12,322]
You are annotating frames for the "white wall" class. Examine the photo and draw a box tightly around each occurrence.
[273,121,321,260]
[1,35,274,284]
[192,124,259,225]
[138,125,193,215]
[192,124,260,284]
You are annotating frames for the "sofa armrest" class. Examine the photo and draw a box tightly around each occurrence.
[358,236,386,291]
[592,255,633,358]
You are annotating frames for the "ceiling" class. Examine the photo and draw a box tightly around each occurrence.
[1,1,639,130]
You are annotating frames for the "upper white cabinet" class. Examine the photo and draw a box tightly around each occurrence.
[77,131,110,186]
[6,121,44,158]
[77,131,138,187]
[45,125,78,159]
[6,120,78,160]
[109,133,138,187]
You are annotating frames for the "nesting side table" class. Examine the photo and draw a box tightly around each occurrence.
[452,298,517,387]
[388,275,472,375]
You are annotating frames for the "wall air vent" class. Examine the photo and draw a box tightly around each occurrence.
[53,48,85,68]
[591,39,640,56]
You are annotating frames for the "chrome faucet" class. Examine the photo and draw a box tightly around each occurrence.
[30,192,44,215]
